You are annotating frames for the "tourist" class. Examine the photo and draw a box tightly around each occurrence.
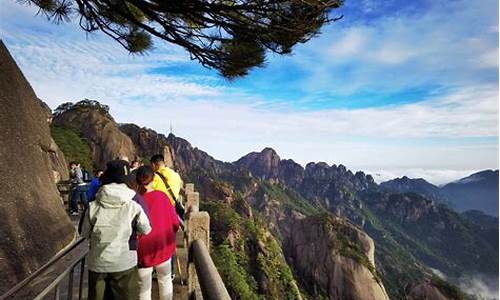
[136,166,180,300]
[128,160,142,191]
[150,154,183,213]
[130,160,140,172]
[86,169,104,202]
[80,160,151,300]
[69,161,88,216]
[150,154,184,280]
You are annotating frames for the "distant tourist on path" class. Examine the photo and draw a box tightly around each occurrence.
[69,161,88,216]
[86,169,104,202]
[130,160,141,172]
[136,166,180,300]
[128,160,142,191]
[80,160,151,300]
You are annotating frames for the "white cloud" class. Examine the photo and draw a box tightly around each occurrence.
[368,169,489,186]
[297,0,499,95]
[458,275,499,300]
[329,28,366,58]
[0,0,497,179]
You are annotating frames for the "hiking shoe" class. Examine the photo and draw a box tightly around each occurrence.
[71,211,79,216]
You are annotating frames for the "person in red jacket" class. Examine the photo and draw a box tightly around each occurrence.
[135,166,180,300]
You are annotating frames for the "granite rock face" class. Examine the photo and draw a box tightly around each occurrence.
[119,123,175,167]
[53,101,136,169]
[0,41,75,294]
[284,216,389,300]
[409,282,452,300]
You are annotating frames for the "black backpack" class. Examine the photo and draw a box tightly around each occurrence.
[82,169,91,182]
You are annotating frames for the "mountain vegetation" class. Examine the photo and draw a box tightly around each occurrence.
[50,125,93,171]
[50,100,498,300]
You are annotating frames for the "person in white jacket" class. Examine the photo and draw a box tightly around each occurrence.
[80,160,151,300]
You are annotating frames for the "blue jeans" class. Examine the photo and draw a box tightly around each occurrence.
[70,185,88,213]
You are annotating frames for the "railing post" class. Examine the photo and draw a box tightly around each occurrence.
[186,192,200,213]
[187,211,210,299]
[78,257,85,300]
[54,284,60,300]
[185,183,195,194]
[67,266,74,300]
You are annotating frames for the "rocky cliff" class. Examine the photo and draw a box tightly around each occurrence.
[0,41,75,294]
[284,215,389,300]
[232,148,495,299]
[52,100,136,168]
[119,123,175,167]
[50,102,494,299]
[118,122,391,299]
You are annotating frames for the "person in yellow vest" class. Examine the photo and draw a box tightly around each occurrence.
[150,154,183,206]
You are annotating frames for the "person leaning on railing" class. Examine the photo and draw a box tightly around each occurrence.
[79,160,151,300]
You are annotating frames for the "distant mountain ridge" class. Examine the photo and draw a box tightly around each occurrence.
[381,170,499,217]
[51,100,498,300]
[379,176,446,202]
[442,170,499,216]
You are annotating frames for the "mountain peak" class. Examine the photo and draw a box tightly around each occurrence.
[452,169,499,185]
[235,148,282,179]
[259,147,280,159]
[261,147,277,153]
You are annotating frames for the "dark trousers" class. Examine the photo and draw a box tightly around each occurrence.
[88,267,139,300]
[171,253,176,277]
[70,185,88,212]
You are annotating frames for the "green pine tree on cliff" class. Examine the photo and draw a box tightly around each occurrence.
[20,0,342,78]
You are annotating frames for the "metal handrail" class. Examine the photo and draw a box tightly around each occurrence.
[1,238,88,300]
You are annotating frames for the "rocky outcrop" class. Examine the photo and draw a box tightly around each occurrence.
[284,215,389,300]
[166,134,236,177]
[236,148,377,197]
[380,176,445,202]
[235,148,283,179]
[408,282,453,300]
[52,100,136,168]
[0,41,75,294]
[119,123,175,167]
[36,99,69,182]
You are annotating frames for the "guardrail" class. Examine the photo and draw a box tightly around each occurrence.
[1,183,230,300]
[183,183,231,300]
[1,238,88,300]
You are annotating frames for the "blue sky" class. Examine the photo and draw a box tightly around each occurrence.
[0,0,498,184]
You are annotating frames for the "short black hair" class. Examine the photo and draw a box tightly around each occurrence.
[136,165,154,185]
[95,169,104,175]
[150,154,165,164]
[100,160,130,185]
